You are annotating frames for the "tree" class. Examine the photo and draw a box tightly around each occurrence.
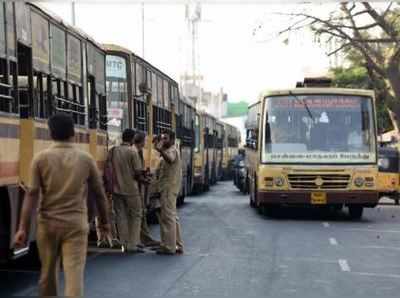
[275,2,400,128]
[330,65,393,132]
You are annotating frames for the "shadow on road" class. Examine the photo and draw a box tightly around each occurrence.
[255,206,374,223]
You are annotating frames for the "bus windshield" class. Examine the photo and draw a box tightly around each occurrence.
[262,94,376,164]
[106,55,129,146]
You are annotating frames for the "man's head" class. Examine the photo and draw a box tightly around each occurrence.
[122,128,136,145]
[134,131,146,151]
[161,130,175,148]
[48,113,75,141]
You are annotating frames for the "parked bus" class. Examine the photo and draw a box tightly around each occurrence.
[245,87,379,219]
[103,44,187,205]
[193,111,216,191]
[215,121,224,181]
[0,2,107,261]
[176,96,196,204]
[221,123,240,179]
[377,146,400,204]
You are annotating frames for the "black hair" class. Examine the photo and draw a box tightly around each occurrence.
[122,129,136,143]
[134,131,146,144]
[48,113,75,141]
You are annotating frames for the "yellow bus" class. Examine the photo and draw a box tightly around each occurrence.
[0,2,108,261]
[176,96,196,204]
[103,44,187,204]
[193,111,216,191]
[245,88,379,219]
[221,122,240,180]
[215,121,224,181]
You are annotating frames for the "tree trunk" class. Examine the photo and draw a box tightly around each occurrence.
[385,64,400,130]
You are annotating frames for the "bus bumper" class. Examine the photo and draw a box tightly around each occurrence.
[257,191,379,207]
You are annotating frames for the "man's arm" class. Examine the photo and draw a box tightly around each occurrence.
[14,158,41,248]
[157,147,177,164]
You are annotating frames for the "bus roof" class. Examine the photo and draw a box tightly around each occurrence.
[29,3,103,51]
[102,43,178,85]
[260,88,375,99]
[102,43,133,55]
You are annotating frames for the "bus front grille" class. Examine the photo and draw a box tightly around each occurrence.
[287,174,350,190]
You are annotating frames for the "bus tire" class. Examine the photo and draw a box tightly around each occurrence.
[249,176,256,208]
[349,206,363,220]
[0,188,11,261]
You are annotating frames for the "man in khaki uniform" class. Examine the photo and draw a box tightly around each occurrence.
[133,132,160,247]
[111,128,144,253]
[155,130,184,255]
[14,113,110,297]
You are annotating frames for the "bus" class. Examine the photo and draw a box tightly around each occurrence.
[103,44,187,206]
[176,96,196,204]
[245,87,379,219]
[0,2,107,261]
[215,121,224,181]
[193,111,217,192]
[221,122,240,180]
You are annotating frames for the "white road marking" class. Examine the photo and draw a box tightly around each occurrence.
[338,259,351,272]
[344,228,400,234]
[322,222,330,228]
[329,238,338,246]
[359,245,400,251]
[351,272,400,279]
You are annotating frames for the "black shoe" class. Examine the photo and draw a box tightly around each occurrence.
[145,241,161,248]
[126,248,146,254]
[156,248,175,255]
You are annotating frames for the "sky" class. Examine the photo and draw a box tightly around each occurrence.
[39,1,334,103]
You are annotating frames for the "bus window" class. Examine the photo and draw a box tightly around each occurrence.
[263,94,376,164]
[106,55,129,146]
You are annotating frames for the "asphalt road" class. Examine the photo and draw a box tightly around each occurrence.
[1,181,400,297]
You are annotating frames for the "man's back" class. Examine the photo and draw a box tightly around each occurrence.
[112,144,141,196]
[32,142,103,227]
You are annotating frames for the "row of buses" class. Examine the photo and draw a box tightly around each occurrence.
[0,2,240,261]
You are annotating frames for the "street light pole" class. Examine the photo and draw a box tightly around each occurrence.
[142,2,145,58]
[71,0,76,26]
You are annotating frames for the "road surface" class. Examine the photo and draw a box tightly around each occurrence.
[1,181,400,297]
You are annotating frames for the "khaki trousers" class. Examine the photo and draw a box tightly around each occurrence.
[36,221,88,297]
[159,190,184,252]
[113,193,142,250]
[140,194,158,245]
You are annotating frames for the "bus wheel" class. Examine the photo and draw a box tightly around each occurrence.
[349,206,363,220]
[249,178,256,208]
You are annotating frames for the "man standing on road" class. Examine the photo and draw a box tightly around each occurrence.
[111,128,145,253]
[14,113,110,297]
[133,131,161,248]
[155,130,184,255]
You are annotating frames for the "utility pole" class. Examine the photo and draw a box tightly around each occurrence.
[142,2,145,58]
[71,0,76,26]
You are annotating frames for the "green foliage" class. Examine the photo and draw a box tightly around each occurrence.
[330,66,394,132]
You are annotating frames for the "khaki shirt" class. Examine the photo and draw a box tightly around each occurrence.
[111,143,141,196]
[159,146,182,194]
[29,142,107,228]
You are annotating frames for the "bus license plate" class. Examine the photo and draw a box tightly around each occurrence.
[311,192,327,205]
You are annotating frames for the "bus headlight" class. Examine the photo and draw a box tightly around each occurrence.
[274,177,285,187]
[378,158,390,170]
[354,177,365,187]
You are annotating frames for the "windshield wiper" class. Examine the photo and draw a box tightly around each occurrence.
[289,91,314,121]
